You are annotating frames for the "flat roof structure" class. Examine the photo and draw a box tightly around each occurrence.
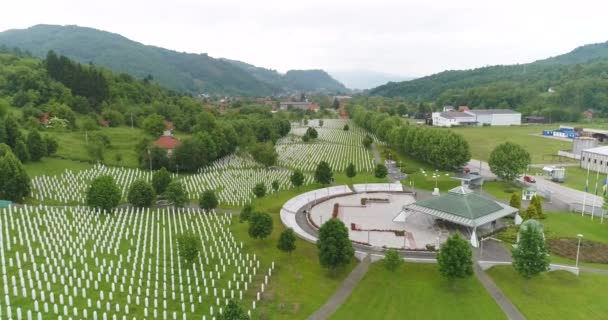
[465,109,520,115]
[582,145,608,156]
[404,186,518,228]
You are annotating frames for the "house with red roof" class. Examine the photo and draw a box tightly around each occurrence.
[37,112,50,126]
[458,106,470,112]
[154,136,181,155]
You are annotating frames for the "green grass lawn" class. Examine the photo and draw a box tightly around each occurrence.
[44,126,147,168]
[482,181,522,200]
[542,211,608,244]
[331,262,506,320]
[560,165,608,192]
[488,266,608,320]
[230,183,357,320]
[23,157,94,176]
[450,125,573,164]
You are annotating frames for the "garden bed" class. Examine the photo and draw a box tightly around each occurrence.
[548,238,608,264]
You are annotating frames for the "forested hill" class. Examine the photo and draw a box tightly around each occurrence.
[220,59,349,93]
[369,41,608,119]
[0,24,348,95]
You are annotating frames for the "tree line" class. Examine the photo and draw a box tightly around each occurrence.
[350,106,470,171]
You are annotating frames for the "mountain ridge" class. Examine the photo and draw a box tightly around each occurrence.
[0,24,348,95]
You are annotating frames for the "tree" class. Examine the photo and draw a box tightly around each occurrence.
[523,205,537,220]
[362,135,373,149]
[436,233,473,287]
[0,146,31,202]
[177,232,200,267]
[26,130,46,161]
[14,138,30,163]
[317,219,354,273]
[305,127,318,140]
[343,124,349,131]
[345,162,357,180]
[277,228,297,255]
[510,193,522,212]
[128,180,156,207]
[318,119,324,127]
[249,142,277,167]
[531,195,544,218]
[44,135,59,156]
[512,223,550,292]
[384,249,402,271]
[4,116,21,149]
[253,183,267,198]
[86,175,121,212]
[240,203,253,223]
[152,167,172,194]
[332,98,340,109]
[199,190,219,210]
[291,169,305,188]
[166,181,188,207]
[374,164,388,178]
[489,142,531,182]
[271,180,280,193]
[314,161,333,185]
[143,114,167,136]
[217,300,249,320]
[248,211,273,240]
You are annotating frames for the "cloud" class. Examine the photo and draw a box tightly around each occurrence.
[1,0,607,77]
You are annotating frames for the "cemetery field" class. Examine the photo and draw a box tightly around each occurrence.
[230,185,357,320]
[450,125,572,164]
[488,266,608,320]
[331,262,506,320]
[0,206,271,319]
[44,126,145,168]
[278,119,379,173]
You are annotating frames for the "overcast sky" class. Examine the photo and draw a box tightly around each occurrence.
[1,0,608,77]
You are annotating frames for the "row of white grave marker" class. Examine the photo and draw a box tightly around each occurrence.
[0,206,274,319]
[30,160,313,206]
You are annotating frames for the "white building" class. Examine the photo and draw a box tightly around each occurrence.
[581,146,608,174]
[432,111,477,127]
[464,109,521,126]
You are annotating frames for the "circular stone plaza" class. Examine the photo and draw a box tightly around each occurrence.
[280,183,519,252]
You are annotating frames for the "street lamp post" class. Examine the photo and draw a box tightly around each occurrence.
[576,233,584,268]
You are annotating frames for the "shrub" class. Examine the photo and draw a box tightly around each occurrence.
[127,180,156,207]
[199,190,218,210]
[384,249,402,271]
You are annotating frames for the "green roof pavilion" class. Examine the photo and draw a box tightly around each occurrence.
[404,186,518,228]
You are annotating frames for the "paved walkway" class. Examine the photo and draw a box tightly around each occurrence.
[307,254,371,320]
[473,263,525,320]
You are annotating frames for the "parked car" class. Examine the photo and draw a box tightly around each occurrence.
[524,175,536,183]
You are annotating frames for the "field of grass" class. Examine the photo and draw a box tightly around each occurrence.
[488,266,608,320]
[481,181,522,200]
[44,126,145,168]
[559,165,608,192]
[450,125,573,164]
[331,262,506,320]
[231,183,356,319]
[23,157,93,176]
